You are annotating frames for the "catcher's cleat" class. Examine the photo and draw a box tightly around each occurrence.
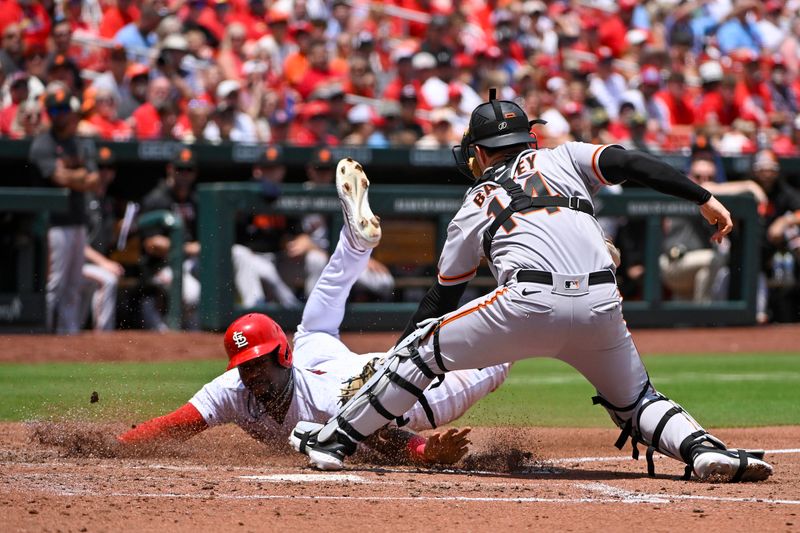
[336,158,381,251]
[692,448,773,482]
[289,421,356,471]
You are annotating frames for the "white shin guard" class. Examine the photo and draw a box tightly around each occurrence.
[317,331,443,447]
[596,385,726,478]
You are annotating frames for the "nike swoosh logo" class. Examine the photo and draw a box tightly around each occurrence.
[521,289,541,296]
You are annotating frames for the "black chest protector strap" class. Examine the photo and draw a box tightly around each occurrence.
[482,178,595,260]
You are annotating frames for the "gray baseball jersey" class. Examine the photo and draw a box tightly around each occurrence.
[437,143,619,286]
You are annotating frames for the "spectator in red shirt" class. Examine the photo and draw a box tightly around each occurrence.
[129,77,171,139]
[100,0,141,39]
[0,70,28,135]
[598,0,636,58]
[696,65,739,128]
[81,86,133,141]
[655,72,695,127]
[14,0,51,50]
[734,53,773,126]
[228,0,270,42]
[296,38,340,100]
[290,100,338,146]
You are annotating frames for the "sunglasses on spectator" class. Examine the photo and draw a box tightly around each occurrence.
[691,173,714,180]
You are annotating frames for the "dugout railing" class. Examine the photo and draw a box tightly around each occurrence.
[197,184,760,332]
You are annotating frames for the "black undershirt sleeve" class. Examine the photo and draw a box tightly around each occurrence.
[598,147,712,205]
[396,281,467,345]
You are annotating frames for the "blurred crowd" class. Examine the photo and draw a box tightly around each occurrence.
[1,0,800,152]
[8,0,800,332]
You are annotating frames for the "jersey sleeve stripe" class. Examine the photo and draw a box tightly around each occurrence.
[591,145,611,185]
[438,267,478,283]
[439,287,509,328]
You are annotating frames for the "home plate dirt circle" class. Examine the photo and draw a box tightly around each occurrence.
[3,423,800,532]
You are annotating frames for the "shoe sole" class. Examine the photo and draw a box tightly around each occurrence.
[336,158,381,250]
[289,431,345,471]
[695,457,773,482]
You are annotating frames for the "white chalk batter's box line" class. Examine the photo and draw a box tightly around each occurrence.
[46,486,800,506]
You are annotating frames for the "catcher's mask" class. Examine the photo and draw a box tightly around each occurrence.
[224,313,293,370]
[452,88,547,180]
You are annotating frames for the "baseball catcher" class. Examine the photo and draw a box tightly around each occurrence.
[289,90,773,483]
[118,159,508,466]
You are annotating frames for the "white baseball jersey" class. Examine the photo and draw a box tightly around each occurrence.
[437,143,620,286]
[189,331,510,442]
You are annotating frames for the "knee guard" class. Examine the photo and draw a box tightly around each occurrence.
[318,322,445,445]
[594,384,727,479]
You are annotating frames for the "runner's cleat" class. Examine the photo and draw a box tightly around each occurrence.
[336,158,381,251]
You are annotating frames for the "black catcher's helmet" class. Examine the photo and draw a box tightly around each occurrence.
[452,88,546,179]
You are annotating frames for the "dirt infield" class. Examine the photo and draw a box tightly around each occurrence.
[3,423,800,532]
[2,326,799,531]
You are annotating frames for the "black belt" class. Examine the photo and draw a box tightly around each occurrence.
[516,269,616,286]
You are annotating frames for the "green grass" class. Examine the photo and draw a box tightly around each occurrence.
[1,353,799,427]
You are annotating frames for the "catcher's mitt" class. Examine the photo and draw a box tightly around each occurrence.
[339,357,382,406]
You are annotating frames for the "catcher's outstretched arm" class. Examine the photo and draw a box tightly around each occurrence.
[117,403,209,444]
[366,426,472,466]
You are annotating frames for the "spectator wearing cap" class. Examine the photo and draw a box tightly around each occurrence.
[342,103,387,147]
[118,63,150,119]
[290,100,337,146]
[29,82,98,334]
[415,107,459,149]
[414,51,449,108]
[757,0,787,52]
[286,146,394,299]
[9,0,51,50]
[115,1,163,65]
[129,76,172,139]
[209,79,257,142]
[296,38,340,99]
[47,53,83,95]
[80,146,124,331]
[138,147,203,331]
[81,86,133,141]
[100,0,140,39]
[695,64,739,128]
[232,148,301,309]
[588,47,628,121]
[155,33,202,100]
[716,0,763,55]
[0,23,23,76]
[0,71,28,135]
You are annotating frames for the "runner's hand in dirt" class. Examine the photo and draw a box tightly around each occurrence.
[421,427,472,465]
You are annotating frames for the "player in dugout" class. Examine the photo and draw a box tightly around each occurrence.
[117,159,509,465]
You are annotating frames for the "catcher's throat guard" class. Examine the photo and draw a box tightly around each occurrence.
[452,87,547,180]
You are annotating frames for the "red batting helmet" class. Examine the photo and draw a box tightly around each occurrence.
[224,313,293,371]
